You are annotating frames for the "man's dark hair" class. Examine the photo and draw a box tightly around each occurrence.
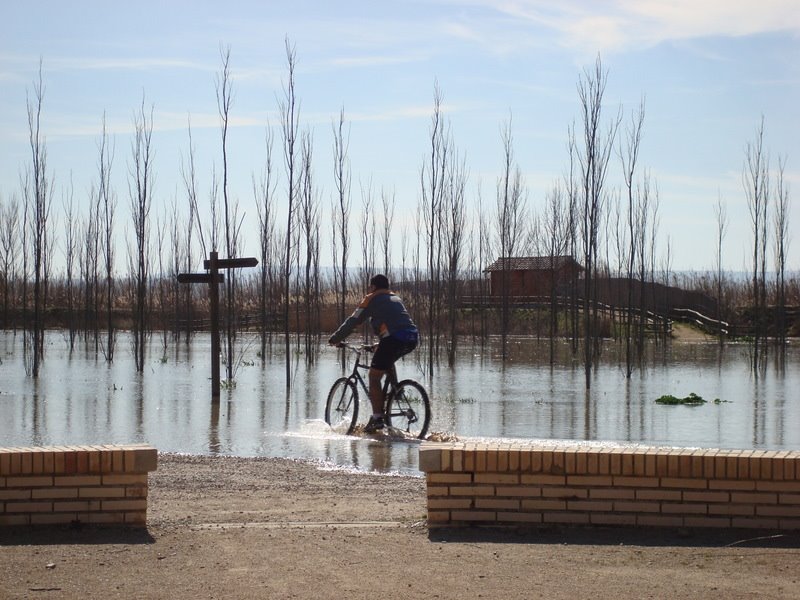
[370,274,389,290]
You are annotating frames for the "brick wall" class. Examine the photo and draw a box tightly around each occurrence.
[419,442,800,530]
[0,444,158,527]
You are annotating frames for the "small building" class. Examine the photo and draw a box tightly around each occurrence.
[484,256,583,297]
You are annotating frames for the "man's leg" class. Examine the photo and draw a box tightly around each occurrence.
[368,367,386,415]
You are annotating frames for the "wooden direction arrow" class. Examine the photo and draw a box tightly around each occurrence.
[176,273,224,284]
[204,257,258,270]
[177,251,258,402]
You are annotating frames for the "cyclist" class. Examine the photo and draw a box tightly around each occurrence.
[328,274,419,433]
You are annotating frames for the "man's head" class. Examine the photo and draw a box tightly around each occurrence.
[369,274,390,290]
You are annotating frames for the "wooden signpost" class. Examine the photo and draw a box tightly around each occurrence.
[177,251,258,401]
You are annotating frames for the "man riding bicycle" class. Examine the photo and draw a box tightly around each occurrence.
[328,274,419,433]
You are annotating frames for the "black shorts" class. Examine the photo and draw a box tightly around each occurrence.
[371,334,418,371]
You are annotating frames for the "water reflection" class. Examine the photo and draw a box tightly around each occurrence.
[0,331,797,474]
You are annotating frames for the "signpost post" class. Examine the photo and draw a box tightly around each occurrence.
[177,251,258,401]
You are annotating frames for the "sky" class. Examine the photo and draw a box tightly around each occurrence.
[1,0,798,275]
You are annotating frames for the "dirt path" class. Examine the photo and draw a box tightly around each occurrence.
[2,454,799,599]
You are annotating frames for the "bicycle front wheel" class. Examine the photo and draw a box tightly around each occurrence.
[386,379,430,439]
[325,377,359,435]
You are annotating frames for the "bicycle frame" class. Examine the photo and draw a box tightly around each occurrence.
[340,343,398,405]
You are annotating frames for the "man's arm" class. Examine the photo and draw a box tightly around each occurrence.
[328,296,372,344]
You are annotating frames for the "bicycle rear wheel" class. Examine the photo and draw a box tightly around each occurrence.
[386,379,430,439]
[325,377,359,434]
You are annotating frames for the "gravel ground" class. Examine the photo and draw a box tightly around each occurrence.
[2,453,800,599]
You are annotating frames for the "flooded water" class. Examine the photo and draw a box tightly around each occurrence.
[1,331,797,474]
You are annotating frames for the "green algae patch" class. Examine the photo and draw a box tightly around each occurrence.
[655,392,707,406]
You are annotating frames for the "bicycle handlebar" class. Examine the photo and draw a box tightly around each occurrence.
[335,341,376,353]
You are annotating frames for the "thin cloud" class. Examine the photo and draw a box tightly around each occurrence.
[448,0,800,55]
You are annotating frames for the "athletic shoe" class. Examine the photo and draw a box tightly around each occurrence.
[364,415,385,433]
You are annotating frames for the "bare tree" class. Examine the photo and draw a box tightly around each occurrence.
[0,194,19,330]
[25,61,54,377]
[575,55,620,388]
[619,98,645,376]
[63,179,78,349]
[773,156,790,363]
[331,108,351,327]
[496,116,526,360]
[216,44,238,383]
[444,151,467,366]
[96,114,117,361]
[129,95,155,372]
[743,117,770,371]
[254,125,277,357]
[420,84,449,371]
[279,38,300,389]
[713,192,728,343]
[180,117,201,342]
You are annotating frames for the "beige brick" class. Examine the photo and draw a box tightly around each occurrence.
[474,473,519,485]
[638,515,685,527]
[7,501,52,513]
[418,447,441,472]
[756,505,800,518]
[613,476,659,488]
[568,500,613,512]
[757,481,800,493]
[731,517,779,529]
[124,511,148,525]
[449,485,495,497]
[586,451,599,475]
[500,512,543,524]
[428,498,472,510]
[495,486,542,498]
[426,486,449,498]
[660,477,708,489]
[83,512,126,524]
[521,499,566,511]
[475,498,520,511]
[451,510,496,522]
[101,499,148,512]
[79,486,127,499]
[567,475,613,487]
[684,490,729,503]
[0,452,10,476]
[507,449,520,472]
[20,452,33,475]
[126,486,148,499]
[53,501,93,513]
[709,479,756,491]
[0,514,29,526]
[427,511,450,523]
[661,502,708,515]
[636,489,681,501]
[486,450,499,472]
[778,519,800,530]
[31,450,44,474]
[779,493,800,505]
[544,512,590,524]
[54,475,102,487]
[30,513,76,525]
[541,487,588,499]
[730,492,778,505]
[707,504,756,516]
[519,449,531,472]
[498,448,509,472]
[0,489,31,500]
[464,449,476,472]
[474,448,486,472]
[427,473,471,484]
[589,488,635,500]
[614,501,660,513]
[32,488,79,500]
[103,473,148,486]
[684,516,731,528]
[520,474,565,486]
[6,476,53,488]
[590,513,637,526]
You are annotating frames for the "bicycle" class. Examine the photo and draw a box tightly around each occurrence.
[325,342,431,439]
